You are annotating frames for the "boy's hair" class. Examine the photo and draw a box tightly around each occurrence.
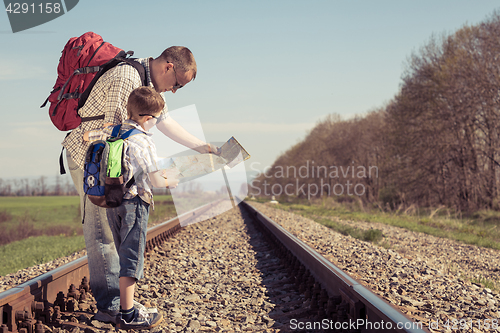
[157,46,197,79]
[127,86,165,120]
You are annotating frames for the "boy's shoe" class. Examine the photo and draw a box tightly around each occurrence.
[93,309,119,324]
[117,308,163,330]
[133,300,158,314]
[93,301,157,324]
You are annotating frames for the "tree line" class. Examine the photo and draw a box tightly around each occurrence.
[252,11,500,212]
[0,176,78,196]
[0,176,174,197]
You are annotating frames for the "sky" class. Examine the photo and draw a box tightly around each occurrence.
[1,0,499,183]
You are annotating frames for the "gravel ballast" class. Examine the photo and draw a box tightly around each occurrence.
[1,202,499,332]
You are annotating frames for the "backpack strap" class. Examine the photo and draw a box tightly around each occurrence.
[125,175,136,189]
[120,58,147,86]
[117,126,145,189]
[120,128,144,140]
[78,52,147,123]
[58,132,73,175]
[80,115,105,122]
[111,124,122,137]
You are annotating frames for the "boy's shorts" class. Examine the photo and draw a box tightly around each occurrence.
[107,195,150,280]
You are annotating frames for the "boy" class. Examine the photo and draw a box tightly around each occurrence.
[84,86,178,330]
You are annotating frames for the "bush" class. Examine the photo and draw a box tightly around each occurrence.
[378,186,400,209]
[0,210,12,223]
[362,229,384,243]
[0,221,83,246]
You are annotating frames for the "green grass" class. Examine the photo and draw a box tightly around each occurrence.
[0,196,82,246]
[301,214,385,243]
[252,196,500,250]
[251,197,386,245]
[0,235,86,276]
[0,195,176,234]
[147,195,178,224]
[470,276,497,290]
[0,195,178,276]
[0,196,81,229]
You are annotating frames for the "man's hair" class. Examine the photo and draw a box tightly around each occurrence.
[127,86,165,119]
[157,46,197,79]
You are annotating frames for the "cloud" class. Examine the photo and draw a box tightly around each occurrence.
[201,122,315,134]
[0,121,65,177]
[0,121,62,148]
[0,60,48,80]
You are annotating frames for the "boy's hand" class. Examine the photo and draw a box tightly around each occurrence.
[83,123,115,141]
[161,170,179,189]
[167,178,179,189]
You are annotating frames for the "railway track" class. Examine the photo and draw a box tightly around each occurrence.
[0,200,428,332]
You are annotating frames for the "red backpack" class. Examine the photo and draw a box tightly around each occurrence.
[41,32,146,131]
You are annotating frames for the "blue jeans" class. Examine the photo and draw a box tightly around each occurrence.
[107,196,149,280]
[67,152,121,312]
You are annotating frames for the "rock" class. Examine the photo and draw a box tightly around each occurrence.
[188,320,200,329]
[184,294,200,302]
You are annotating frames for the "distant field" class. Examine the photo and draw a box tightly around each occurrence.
[0,195,177,276]
[0,196,81,230]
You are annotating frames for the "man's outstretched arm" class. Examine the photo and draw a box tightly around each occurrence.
[156,117,220,154]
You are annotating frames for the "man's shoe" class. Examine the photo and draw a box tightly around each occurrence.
[117,308,163,330]
[93,309,119,324]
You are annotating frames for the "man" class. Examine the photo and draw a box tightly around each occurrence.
[63,46,214,324]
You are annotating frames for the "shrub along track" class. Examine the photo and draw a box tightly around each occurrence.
[0,201,429,332]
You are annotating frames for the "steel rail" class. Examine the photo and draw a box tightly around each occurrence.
[241,200,430,333]
[1,199,430,333]
[0,200,219,333]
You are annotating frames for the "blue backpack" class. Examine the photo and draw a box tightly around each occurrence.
[83,125,143,211]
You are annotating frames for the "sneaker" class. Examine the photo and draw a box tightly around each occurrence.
[93,309,119,324]
[133,300,158,314]
[93,301,157,325]
[117,307,163,330]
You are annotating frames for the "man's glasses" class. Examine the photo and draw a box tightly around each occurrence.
[168,62,184,90]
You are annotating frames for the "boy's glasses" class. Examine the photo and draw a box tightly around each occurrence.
[139,114,159,121]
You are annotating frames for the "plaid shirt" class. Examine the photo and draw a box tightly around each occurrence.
[63,58,169,169]
[87,120,160,207]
